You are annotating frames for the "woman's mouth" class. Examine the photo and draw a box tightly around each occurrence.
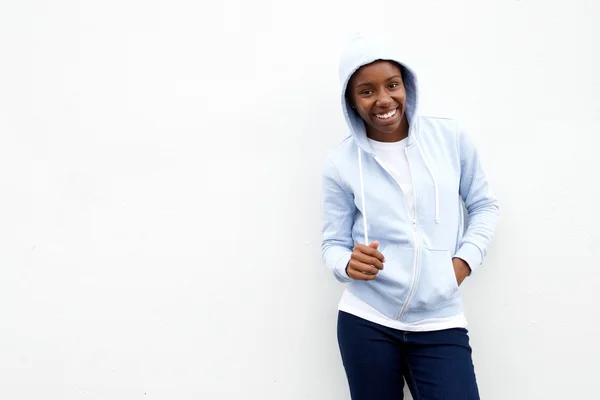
[374,108,398,120]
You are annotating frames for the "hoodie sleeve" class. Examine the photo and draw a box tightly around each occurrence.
[453,127,499,273]
[321,160,356,283]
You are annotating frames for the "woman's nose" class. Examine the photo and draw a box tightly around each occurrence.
[375,94,394,108]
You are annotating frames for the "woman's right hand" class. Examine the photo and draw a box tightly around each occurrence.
[346,241,385,280]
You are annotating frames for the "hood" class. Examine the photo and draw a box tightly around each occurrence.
[339,33,419,153]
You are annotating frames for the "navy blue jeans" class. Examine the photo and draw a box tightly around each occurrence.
[337,311,480,400]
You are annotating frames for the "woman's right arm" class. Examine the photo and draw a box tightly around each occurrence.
[321,161,384,282]
[321,161,355,283]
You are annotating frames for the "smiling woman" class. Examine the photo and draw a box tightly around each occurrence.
[321,33,500,400]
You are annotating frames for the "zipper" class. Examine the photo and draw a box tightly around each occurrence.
[397,147,421,321]
[372,152,421,321]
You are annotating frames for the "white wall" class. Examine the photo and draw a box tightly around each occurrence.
[1,1,599,399]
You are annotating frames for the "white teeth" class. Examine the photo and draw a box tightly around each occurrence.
[375,108,397,120]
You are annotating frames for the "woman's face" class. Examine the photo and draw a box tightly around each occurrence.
[348,60,408,142]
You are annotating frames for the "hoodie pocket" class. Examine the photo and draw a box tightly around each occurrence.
[409,249,458,311]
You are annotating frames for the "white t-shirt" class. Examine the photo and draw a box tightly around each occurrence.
[338,137,467,332]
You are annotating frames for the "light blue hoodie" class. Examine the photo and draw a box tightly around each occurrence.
[321,34,499,323]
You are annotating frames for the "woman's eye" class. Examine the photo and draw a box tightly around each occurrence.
[360,90,373,95]
[389,83,399,89]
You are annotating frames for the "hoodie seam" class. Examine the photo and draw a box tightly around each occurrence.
[418,115,455,121]
[334,135,353,149]
[455,123,461,167]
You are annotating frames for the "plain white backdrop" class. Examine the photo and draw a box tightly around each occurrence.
[1,0,599,399]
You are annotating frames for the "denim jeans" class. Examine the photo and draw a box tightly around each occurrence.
[337,311,480,400]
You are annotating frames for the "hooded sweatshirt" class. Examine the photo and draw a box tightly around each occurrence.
[321,33,499,324]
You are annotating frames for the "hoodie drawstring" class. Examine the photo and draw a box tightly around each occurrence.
[357,146,369,244]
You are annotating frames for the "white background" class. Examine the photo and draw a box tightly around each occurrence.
[1,0,599,399]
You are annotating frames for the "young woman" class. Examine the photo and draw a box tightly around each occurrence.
[321,34,499,400]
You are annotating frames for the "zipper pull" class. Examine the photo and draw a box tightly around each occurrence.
[412,219,417,230]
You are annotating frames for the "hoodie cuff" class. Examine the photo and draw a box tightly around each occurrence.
[333,252,353,283]
[454,242,483,273]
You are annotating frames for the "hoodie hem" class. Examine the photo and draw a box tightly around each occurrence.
[348,281,463,323]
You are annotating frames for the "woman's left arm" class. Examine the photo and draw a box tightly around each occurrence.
[453,126,500,274]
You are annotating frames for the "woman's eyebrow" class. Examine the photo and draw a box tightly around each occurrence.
[355,75,402,88]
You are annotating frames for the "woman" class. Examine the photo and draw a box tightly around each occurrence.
[321,33,499,399]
